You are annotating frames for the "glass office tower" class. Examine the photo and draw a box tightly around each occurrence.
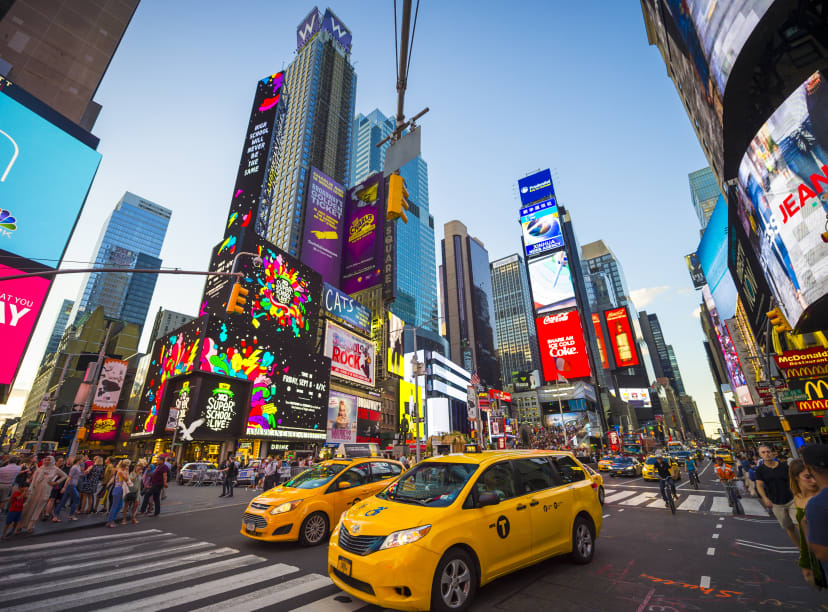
[688,167,721,231]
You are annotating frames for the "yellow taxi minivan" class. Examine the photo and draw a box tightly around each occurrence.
[241,457,404,546]
[642,455,680,481]
[328,450,602,611]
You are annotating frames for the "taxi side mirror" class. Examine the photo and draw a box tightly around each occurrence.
[478,492,500,507]
[338,481,352,490]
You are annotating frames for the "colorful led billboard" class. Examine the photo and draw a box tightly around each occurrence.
[300,167,346,286]
[528,250,576,313]
[387,311,405,377]
[321,281,371,336]
[619,388,652,408]
[185,376,250,441]
[736,71,828,329]
[520,198,563,258]
[88,413,122,443]
[342,173,384,294]
[591,313,609,369]
[697,196,738,319]
[604,307,640,368]
[0,88,101,266]
[324,321,376,387]
[518,169,555,206]
[703,286,751,406]
[327,390,358,444]
[535,310,592,382]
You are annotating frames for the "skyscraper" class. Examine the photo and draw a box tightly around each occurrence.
[260,8,356,257]
[581,240,632,310]
[72,192,171,329]
[441,220,500,387]
[351,108,438,333]
[491,254,540,387]
[688,167,721,231]
[639,311,686,395]
[0,1,140,130]
[41,299,74,363]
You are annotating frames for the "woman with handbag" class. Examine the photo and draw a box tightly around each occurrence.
[121,462,142,525]
[105,459,131,528]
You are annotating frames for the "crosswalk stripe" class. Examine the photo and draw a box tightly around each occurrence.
[0,547,241,600]
[0,529,163,554]
[4,541,213,580]
[289,592,369,612]
[620,493,655,506]
[604,490,637,503]
[646,497,668,508]
[741,498,768,516]
[678,495,705,512]
[709,496,731,514]
[193,574,334,612]
[11,554,267,611]
[96,563,300,612]
[0,531,172,562]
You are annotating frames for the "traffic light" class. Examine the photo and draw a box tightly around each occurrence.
[386,173,409,223]
[766,307,792,333]
[226,282,249,314]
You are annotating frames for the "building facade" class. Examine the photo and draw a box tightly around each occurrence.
[688,167,720,231]
[581,240,632,310]
[148,308,196,344]
[638,311,686,395]
[41,299,74,364]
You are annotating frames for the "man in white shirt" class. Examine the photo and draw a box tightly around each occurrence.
[0,457,21,510]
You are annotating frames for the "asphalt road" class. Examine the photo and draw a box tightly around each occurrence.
[0,473,824,612]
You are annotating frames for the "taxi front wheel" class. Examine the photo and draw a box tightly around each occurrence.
[569,516,595,565]
[299,512,329,547]
[431,548,477,612]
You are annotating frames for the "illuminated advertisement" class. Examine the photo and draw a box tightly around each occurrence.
[789,378,828,412]
[619,388,652,408]
[774,347,828,371]
[387,311,405,377]
[591,313,609,370]
[321,281,371,336]
[324,321,375,387]
[342,173,384,294]
[697,196,738,319]
[300,167,346,286]
[535,310,592,382]
[685,252,706,289]
[703,286,751,406]
[736,71,828,329]
[0,259,52,388]
[296,8,322,51]
[518,169,555,206]
[528,250,576,313]
[400,378,424,440]
[541,410,590,447]
[326,390,358,444]
[174,375,250,441]
[164,378,193,433]
[321,8,352,53]
[88,413,121,443]
[520,198,563,258]
[356,396,382,444]
[91,358,129,411]
[0,87,101,266]
[604,307,640,368]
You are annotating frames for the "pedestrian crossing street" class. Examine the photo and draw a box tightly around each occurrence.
[0,529,385,612]
[603,486,770,516]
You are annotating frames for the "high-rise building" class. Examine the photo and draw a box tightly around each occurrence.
[260,7,356,257]
[581,240,632,310]
[490,254,540,388]
[639,311,686,395]
[440,220,500,387]
[72,192,171,330]
[0,1,140,130]
[688,167,720,231]
[148,308,196,344]
[350,108,438,333]
[41,299,74,363]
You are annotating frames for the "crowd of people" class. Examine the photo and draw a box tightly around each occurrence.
[0,453,176,539]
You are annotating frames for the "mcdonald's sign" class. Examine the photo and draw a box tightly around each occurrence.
[796,378,828,412]
[775,347,828,371]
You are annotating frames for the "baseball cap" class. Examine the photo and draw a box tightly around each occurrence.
[800,444,828,468]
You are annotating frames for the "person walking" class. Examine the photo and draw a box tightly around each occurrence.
[18,456,66,534]
[2,482,27,540]
[755,445,798,546]
[121,463,142,525]
[0,457,21,512]
[263,457,276,490]
[105,459,131,528]
[139,456,168,517]
[43,456,67,520]
[52,456,84,522]
[789,458,826,589]
[801,444,828,567]
[79,457,104,514]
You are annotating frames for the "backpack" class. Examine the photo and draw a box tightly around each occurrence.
[748,467,757,481]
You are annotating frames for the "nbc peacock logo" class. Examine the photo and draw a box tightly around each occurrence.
[0,208,16,236]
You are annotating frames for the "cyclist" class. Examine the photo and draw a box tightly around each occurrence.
[685,455,698,486]
[714,457,737,507]
[655,455,677,507]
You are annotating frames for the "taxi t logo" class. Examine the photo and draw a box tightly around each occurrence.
[496,515,510,539]
[365,506,387,517]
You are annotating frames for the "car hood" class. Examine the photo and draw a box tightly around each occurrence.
[252,485,312,505]
[342,497,437,537]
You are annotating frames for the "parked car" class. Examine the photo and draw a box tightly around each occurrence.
[237,460,262,484]
[178,462,220,485]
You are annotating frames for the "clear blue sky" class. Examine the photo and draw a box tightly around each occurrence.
[6,1,720,434]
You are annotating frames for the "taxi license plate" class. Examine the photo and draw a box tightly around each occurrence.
[245,522,257,533]
[337,556,352,577]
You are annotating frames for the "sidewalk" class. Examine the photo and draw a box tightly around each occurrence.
[3,481,261,540]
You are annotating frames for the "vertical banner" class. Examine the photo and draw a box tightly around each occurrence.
[387,311,405,377]
[591,313,609,370]
[342,173,384,294]
[604,307,640,368]
[299,167,346,287]
[92,358,129,411]
[327,390,358,444]
[684,252,706,289]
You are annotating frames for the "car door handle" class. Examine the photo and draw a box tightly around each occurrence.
[529,500,539,507]
[516,504,527,510]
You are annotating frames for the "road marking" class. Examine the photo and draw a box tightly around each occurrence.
[618,508,624,512]
[0,529,163,554]
[603,514,610,518]
[290,593,367,612]
[604,490,638,503]
[735,539,799,553]
[677,495,705,511]
[635,587,656,612]
[716,523,723,529]
[0,531,172,562]
[97,564,300,612]
[733,517,777,524]
[709,496,732,514]
[194,574,333,611]
[712,533,719,539]
[719,517,724,521]
[707,547,715,556]
[740,498,768,516]
[646,497,669,508]
[700,576,711,589]
[620,492,655,506]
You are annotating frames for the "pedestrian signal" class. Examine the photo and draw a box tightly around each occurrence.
[226,282,249,314]
[387,173,409,223]
[766,307,792,333]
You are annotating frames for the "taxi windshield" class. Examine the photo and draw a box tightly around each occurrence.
[378,462,477,507]
[613,457,633,464]
[283,463,347,489]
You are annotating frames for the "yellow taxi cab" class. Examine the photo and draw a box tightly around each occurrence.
[328,449,602,611]
[583,463,605,505]
[241,457,404,546]
[597,455,616,471]
[642,455,681,481]
[714,448,735,464]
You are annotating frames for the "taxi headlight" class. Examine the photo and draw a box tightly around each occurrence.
[379,525,432,550]
[269,499,303,515]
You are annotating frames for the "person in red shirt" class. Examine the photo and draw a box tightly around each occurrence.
[714,457,735,481]
[2,482,28,540]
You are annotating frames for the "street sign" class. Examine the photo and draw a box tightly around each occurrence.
[383,126,422,176]
[779,390,808,402]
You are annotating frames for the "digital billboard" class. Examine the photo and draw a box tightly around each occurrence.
[591,313,609,370]
[342,173,384,294]
[0,88,101,266]
[736,71,828,330]
[300,167,346,286]
[87,413,121,443]
[327,390,358,444]
[356,396,382,444]
[163,377,194,434]
[518,169,555,206]
[0,259,52,388]
[604,307,640,368]
[520,198,563,258]
[685,252,706,289]
[167,374,250,442]
[527,250,576,313]
[387,311,405,377]
[703,286,751,406]
[619,388,652,408]
[321,282,371,336]
[91,358,129,411]
[324,321,376,387]
[697,196,738,319]
[535,310,592,382]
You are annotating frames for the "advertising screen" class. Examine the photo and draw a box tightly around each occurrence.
[342,173,384,294]
[356,397,382,444]
[541,410,591,447]
[518,169,555,206]
[324,321,376,387]
[619,388,652,408]
[0,259,52,387]
[387,311,405,377]
[736,71,828,329]
[591,313,609,369]
[685,252,706,289]
[520,198,563,258]
[0,89,101,266]
[88,413,122,443]
[300,167,346,286]
[164,377,194,433]
[703,286,752,406]
[604,307,640,368]
[327,390,358,444]
[321,282,371,335]
[91,358,129,411]
[527,250,576,313]
[535,310,592,382]
[183,376,250,441]
[697,196,738,319]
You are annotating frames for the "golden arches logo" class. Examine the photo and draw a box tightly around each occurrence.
[804,379,828,400]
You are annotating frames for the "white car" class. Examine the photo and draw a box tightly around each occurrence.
[177,462,220,485]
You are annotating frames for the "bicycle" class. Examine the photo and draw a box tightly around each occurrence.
[721,479,744,515]
[658,476,677,515]
[687,469,700,490]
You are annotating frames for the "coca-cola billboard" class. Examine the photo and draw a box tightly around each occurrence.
[535,310,592,382]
